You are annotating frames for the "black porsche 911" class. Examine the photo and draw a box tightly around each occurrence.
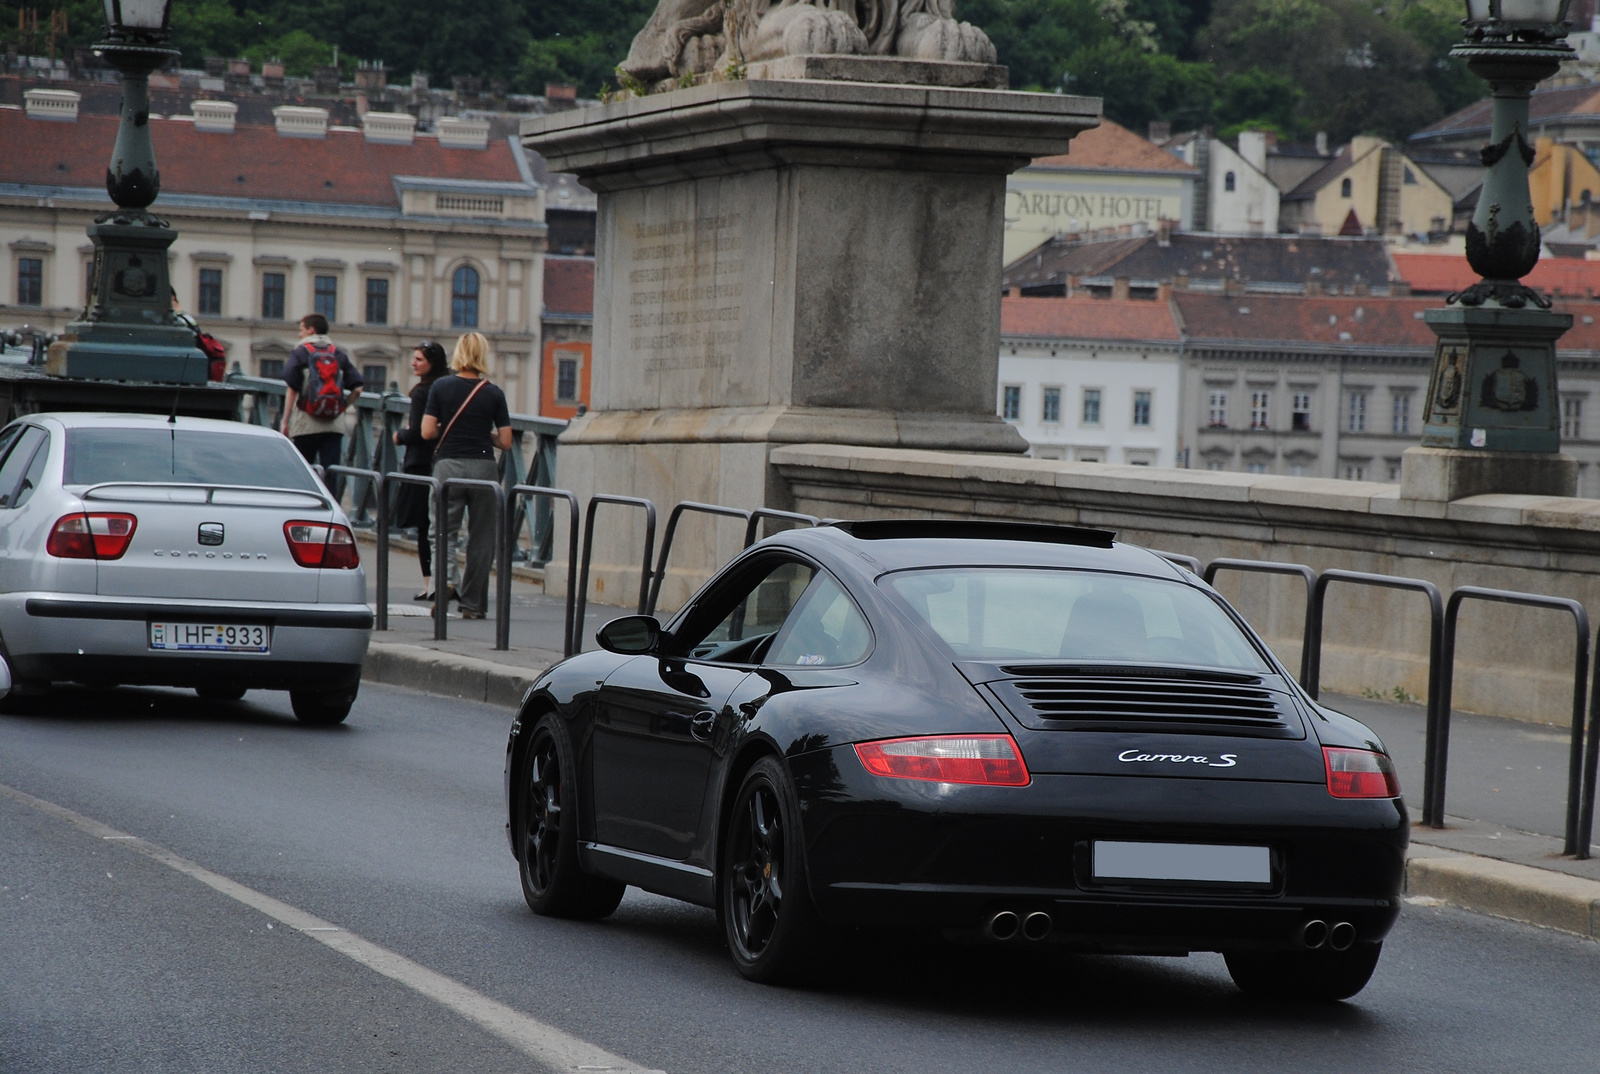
[504,520,1407,998]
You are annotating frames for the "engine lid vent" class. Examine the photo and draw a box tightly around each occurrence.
[985,667,1303,739]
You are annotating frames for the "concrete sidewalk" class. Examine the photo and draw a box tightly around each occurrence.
[357,541,1600,943]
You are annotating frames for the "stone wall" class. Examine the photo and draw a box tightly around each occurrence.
[770,443,1600,725]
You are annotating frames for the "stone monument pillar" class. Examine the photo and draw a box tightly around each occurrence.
[524,61,1098,609]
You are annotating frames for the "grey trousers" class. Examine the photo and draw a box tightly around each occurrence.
[430,456,499,614]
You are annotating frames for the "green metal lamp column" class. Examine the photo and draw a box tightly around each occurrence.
[45,17,208,384]
[1405,7,1579,498]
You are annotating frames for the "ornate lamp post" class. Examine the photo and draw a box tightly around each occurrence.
[46,0,208,384]
[1404,0,1579,499]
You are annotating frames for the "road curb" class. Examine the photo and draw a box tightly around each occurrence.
[358,638,1600,944]
[1406,849,1600,939]
[362,639,551,709]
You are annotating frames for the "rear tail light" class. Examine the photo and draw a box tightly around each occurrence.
[854,734,1030,787]
[1323,747,1401,799]
[47,513,137,560]
[283,520,360,569]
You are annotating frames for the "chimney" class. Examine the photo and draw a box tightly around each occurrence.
[1315,130,1329,156]
[1156,218,1174,246]
[546,82,578,110]
[1238,130,1268,173]
[274,105,330,139]
[262,59,284,87]
[1173,272,1189,290]
[362,109,417,144]
[314,65,342,96]
[355,61,388,93]
[1112,277,1131,301]
[192,99,238,133]
[436,116,490,150]
[24,88,80,121]
[411,72,429,91]
[1148,119,1171,144]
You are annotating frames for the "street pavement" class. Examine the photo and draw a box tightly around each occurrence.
[4,681,1599,1074]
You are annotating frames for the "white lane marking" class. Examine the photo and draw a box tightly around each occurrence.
[0,781,662,1074]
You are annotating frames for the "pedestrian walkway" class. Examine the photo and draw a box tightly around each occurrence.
[357,538,1600,937]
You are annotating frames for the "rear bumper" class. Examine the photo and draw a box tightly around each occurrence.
[791,747,1408,953]
[0,593,370,690]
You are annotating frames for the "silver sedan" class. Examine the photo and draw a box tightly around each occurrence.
[0,412,371,723]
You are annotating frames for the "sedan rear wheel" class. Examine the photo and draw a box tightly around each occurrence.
[518,714,626,919]
[1225,941,1383,1001]
[289,688,356,726]
[721,756,824,984]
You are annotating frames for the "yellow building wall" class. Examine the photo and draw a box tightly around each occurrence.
[1397,159,1455,236]
[1311,136,1386,235]
[1529,138,1600,226]
[1004,169,1192,263]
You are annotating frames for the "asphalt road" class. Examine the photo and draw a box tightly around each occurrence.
[4,682,1598,1074]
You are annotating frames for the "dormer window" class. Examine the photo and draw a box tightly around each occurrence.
[1341,177,1353,197]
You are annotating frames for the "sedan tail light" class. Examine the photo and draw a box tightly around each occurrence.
[283,521,360,569]
[47,513,137,560]
[1323,748,1401,799]
[855,734,1030,787]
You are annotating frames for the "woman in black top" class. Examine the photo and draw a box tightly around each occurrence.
[393,342,448,599]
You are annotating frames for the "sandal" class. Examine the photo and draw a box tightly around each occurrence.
[413,586,434,601]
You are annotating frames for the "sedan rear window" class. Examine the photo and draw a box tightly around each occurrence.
[884,568,1269,671]
[64,428,319,492]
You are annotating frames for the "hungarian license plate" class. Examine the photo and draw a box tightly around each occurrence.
[1092,841,1271,884]
[149,622,270,653]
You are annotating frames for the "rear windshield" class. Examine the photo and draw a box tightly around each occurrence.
[883,568,1270,671]
[64,428,319,492]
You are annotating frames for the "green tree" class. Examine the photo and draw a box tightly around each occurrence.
[1215,66,1302,133]
[1066,38,1219,132]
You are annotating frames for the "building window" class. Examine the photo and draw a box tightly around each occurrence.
[556,354,581,403]
[259,358,285,379]
[1132,390,1152,427]
[1246,461,1267,474]
[1404,167,1418,185]
[1224,171,1236,193]
[1042,387,1061,424]
[17,258,42,306]
[1341,177,1353,198]
[451,265,480,328]
[198,268,223,316]
[1208,390,1228,428]
[1206,460,1225,471]
[1292,392,1313,431]
[1564,396,1584,439]
[1343,462,1367,480]
[314,275,338,322]
[363,364,389,390]
[1392,392,1411,435]
[1082,388,1102,425]
[1250,390,1270,430]
[365,278,389,325]
[1347,390,1368,433]
[1388,461,1402,481]
[262,273,286,320]
[1002,384,1021,421]
[1289,462,1309,477]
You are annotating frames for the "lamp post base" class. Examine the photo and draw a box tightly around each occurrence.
[1399,445,1577,501]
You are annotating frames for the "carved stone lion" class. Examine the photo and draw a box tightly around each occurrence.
[619,0,996,87]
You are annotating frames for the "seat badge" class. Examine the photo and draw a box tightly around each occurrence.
[198,522,225,546]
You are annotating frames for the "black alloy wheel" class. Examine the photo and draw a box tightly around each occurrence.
[289,689,355,725]
[518,714,625,919]
[721,756,824,984]
[1224,942,1383,1001]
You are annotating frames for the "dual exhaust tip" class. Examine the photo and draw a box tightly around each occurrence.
[985,910,1052,942]
[1301,919,1357,951]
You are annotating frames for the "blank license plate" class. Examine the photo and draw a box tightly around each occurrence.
[149,622,270,653]
[1093,841,1271,884]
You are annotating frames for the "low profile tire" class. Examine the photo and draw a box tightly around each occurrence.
[518,713,626,919]
[720,756,826,985]
[196,685,248,702]
[1225,942,1383,1001]
[289,688,356,726]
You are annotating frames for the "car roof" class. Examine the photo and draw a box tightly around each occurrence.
[20,412,287,440]
[767,520,1191,581]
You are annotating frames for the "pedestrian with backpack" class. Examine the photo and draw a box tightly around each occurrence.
[281,313,364,472]
[421,331,512,621]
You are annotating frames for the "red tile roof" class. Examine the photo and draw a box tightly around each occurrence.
[1001,296,1180,341]
[543,256,594,316]
[1393,252,1600,299]
[1172,290,1600,350]
[1031,118,1198,175]
[0,109,523,208]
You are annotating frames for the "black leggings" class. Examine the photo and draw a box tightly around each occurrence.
[416,509,433,578]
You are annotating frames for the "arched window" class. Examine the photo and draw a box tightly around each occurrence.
[451,265,480,328]
[1340,177,1353,198]
[1224,171,1236,193]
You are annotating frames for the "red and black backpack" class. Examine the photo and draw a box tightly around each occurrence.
[298,343,348,418]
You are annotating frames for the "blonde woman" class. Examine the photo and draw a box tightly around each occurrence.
[421,331,512,620]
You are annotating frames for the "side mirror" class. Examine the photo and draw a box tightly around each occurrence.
[596,615,662,655]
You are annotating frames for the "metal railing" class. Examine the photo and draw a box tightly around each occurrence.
[1203,559,1318,687]
[647,502,753,616]
[1152,550,1202,576]
[508,486,582,657]
[382,472,447,640]
[434,476,509,649]
[1439,588,1592,858]
[574,495,658,654]
[743,508,820,548]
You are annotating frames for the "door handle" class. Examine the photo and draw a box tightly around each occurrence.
[690,709,717,741]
